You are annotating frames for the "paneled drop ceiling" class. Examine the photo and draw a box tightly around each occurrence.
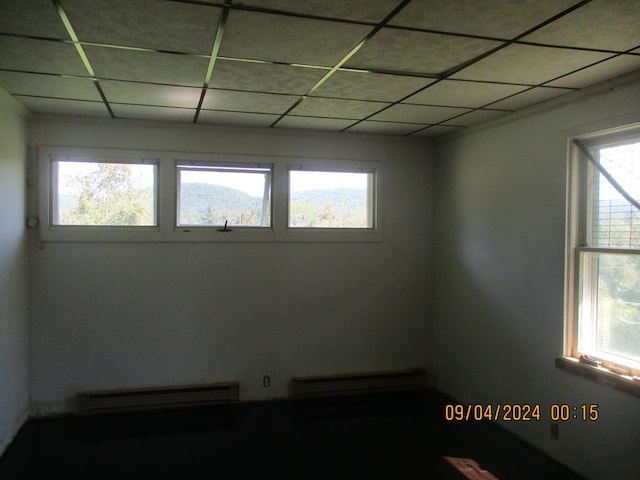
[1,0,639,137]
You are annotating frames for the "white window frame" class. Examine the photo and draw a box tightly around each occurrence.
[50,158,159,227]
[39,147,161,242]
[283,159,383,242]
[287,165,377,230]
[175,160,273,230]
[37,146,383,243]
[564,125,640,386]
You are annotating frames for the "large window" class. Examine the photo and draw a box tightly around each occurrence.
[38,147,382,242]
[288,168,375,229]
[50,157,157,227]
[176,163,272,228]
[566,127,640,383]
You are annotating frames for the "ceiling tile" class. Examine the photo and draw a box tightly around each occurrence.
[347,121,428,135]
[233,0,401,23]
[84,46,209,87]
[17,96,109,117]
[275,116,356,131]
[0,0,635,132]
[523,0,640,51]
[390,0,577,39]
[444,109,510,126]
[403,79,529,108]
[0,0,69,39]
[198,111,280,127]
[0,71,100,101]
[220,10,372,66]
[545,55,640,88]
[451,44,611,84]
[488,86,574,110]
[411,125,465,137]
[0,37,87,76]
[291,97,389,120]
[210,60,326,95]
[111,104,195,122]
[100,81,202,108]
[370,103,471,124]
[63,0,222,55]
[312,70,435,102]
[202,90,298,114]
[344,28,502,75]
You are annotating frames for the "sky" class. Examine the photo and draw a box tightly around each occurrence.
[57,160,370,198]
[599,142,640,201]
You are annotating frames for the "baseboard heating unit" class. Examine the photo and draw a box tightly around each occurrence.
[78,382,239,416]
[291,368,426,401]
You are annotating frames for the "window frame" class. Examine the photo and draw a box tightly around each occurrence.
[175,160,273,230]
[283,159,383,242]
[287,165,378,231]
[39,147,161,242]
[37,146,383,243]
[563,125,640,395]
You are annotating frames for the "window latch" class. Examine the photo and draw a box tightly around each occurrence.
[217,220,232,232]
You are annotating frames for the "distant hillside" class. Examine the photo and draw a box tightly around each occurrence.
[290,188,367,216]
[180,183,262,213]
[180,183,367,226]
[59,183,368,226]
[180,183,365,210]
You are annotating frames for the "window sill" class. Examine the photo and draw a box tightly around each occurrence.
[555,357,640,398]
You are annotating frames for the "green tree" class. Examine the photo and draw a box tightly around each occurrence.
[319,201,337,226]
[289,201,317,227]
[62,163,154,226]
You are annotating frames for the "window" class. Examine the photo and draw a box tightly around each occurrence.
[288,167,376,229]
[176,162,272,228]
[565,126,640,387]
[50,157,157,226]
[38,147,382,242]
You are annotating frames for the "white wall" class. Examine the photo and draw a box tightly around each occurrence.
[0,88,30,455]
[28,117,435,413]
[434,72,640,480]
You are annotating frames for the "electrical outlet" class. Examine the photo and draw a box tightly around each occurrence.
[263,375,270,388]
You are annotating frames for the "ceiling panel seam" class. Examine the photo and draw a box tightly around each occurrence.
[269,0,414,128]
[51,0,114,117]
[193,0,231,122]
[436,0,594,80]
[343,0,595,135]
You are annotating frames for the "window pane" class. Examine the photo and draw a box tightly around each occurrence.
[594,254,640,363]
[288,170,373,228]
[53,160,156,226]
[590,142,640,248]
[177,167,271,227]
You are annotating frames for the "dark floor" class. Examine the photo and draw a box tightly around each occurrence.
[0,390,585,479]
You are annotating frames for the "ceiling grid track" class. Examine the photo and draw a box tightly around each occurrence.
[193,0,232,123]
[269,0,414,128]
[51,0,115,118]
[341,0,596,135]
[1,0,638,136]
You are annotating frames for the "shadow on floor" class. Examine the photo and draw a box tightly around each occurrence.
[0,389,586,480]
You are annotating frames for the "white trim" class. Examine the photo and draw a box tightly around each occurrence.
[287,162,380,232]
[565,125,640,375]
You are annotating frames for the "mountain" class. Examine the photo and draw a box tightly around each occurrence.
[59,183,368,225]
[181,183,365,213]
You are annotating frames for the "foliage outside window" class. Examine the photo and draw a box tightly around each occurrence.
[176,163,272,228]
[39,147,382,242]
[288,168,375,229]
[51,159,157,226]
